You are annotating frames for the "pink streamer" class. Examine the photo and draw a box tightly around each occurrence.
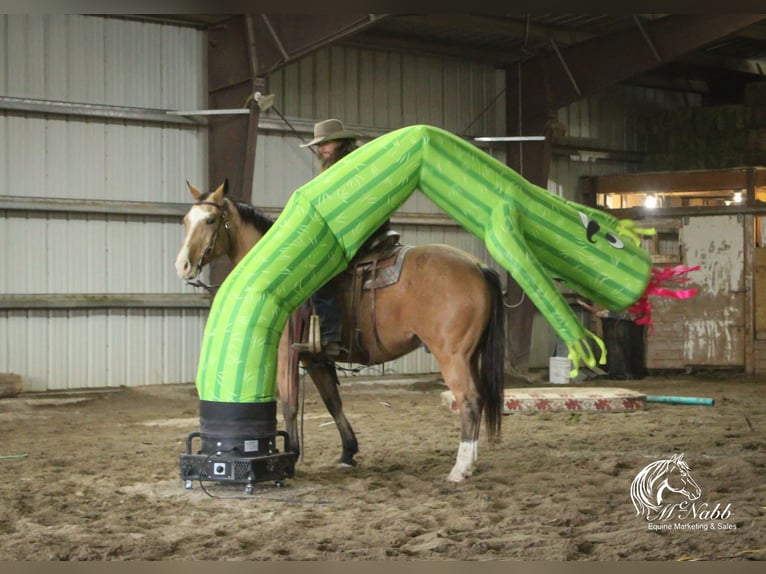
[627,265,701,331]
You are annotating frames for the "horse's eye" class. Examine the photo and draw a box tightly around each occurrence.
[206,217,215,225]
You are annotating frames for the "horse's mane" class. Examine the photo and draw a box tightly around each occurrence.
[231,200,275,236]
[631,459,670,516]
[197,191,275,236]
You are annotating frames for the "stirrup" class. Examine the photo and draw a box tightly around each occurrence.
[292,313,342,356]
[291,342,315,353]
[291,341,342,357]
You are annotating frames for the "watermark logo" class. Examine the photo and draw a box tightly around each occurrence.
[630,453,736,532]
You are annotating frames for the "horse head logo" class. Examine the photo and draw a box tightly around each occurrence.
[630,453,702,520]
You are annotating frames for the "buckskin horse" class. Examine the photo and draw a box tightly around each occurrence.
[175,180,505,482]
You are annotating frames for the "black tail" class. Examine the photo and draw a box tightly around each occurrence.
[478,265,505,443]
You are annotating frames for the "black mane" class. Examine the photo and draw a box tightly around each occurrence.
[232,200,275,236]
[197,190,275,236]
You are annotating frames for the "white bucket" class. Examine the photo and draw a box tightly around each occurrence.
[549,357,572,384]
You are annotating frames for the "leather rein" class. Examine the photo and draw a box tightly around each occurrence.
[185,199,231,295]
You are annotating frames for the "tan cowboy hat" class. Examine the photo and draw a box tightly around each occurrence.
[300,118,361,148]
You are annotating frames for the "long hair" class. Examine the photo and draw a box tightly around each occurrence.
[321,139,358,171]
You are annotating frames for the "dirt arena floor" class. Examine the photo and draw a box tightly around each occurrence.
[0,369,764,561]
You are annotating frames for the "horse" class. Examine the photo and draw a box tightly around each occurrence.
[630,453,702,520]
[175,180,505,482]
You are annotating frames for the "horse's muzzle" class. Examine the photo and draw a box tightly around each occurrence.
[175,254,198,281]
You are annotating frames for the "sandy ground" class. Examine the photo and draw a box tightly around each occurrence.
[0,370,764,561]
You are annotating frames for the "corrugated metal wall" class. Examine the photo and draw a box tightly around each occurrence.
[0,15,208,391]
[1,16,706,389]
[256,45,507,210]
[549,84,703,201]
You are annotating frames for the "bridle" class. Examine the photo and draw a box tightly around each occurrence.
[185,199,231,294]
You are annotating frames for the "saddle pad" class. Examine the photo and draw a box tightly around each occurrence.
[441,387,646,414]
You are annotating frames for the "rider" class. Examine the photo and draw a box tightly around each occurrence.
[292,119,394,357]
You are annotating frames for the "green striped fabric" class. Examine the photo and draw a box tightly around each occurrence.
[195,125,652,403]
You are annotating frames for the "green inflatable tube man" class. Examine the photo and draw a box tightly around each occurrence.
[196,125,654,405]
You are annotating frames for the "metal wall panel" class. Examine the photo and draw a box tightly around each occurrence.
[1,15,205,109]
[551,84,702,202]
[0,15,208,392]
[253,131,316,208]
[0,308,207,390]
[1,210,199,294]
[0,115,206,203]
[258,44,506,212]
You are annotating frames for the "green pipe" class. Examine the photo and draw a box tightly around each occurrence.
[646,395,715,406]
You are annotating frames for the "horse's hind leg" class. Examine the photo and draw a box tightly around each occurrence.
[437,355,483,483]
[303,359,359,467]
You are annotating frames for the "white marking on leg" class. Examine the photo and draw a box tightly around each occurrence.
[447,440,478,482]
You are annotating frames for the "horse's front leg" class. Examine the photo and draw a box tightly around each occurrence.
[303,360,359,467]
[277,326,301,457]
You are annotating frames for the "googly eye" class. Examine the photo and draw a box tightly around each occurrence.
[578,211,589,228]
[605,233,624,249]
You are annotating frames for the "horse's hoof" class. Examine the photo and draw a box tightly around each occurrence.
[447,469,468,483]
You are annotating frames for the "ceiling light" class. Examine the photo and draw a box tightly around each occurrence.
[474,136,546,142]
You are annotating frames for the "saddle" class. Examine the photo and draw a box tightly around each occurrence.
[291,228,410,363]
[341,236,412,362]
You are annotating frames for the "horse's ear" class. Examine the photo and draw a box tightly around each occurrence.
[223,178,229,196]
[187,181,202,201]
[210,180,227,203]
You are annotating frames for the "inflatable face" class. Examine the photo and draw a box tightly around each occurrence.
[194,125,655,404]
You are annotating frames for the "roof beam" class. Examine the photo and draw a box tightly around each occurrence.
[734,23,766,42]
[398,14,596,46]
[506,14,766,129]
[342,31,514,65]
[679,51,766,77]
[248,14,388,76]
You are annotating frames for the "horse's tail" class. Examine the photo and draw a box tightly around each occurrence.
[478,265,505,443]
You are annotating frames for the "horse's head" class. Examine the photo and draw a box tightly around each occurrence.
[631,453,702,518]
[660,453,702,502]
[175,179,231,281]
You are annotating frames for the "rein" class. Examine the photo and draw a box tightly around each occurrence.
[186,200,231,295]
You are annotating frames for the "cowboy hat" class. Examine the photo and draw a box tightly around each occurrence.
[300,119,362,148]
